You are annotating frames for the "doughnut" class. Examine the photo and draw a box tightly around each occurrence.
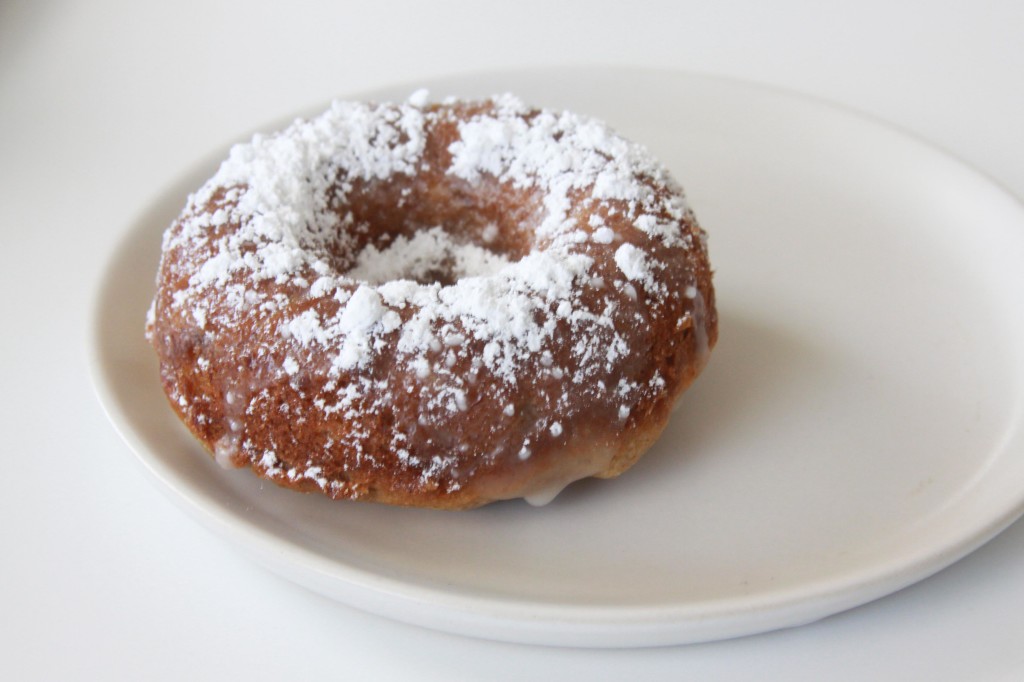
[145,91,717,509]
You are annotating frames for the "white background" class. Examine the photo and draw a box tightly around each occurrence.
[3,1,1024,679]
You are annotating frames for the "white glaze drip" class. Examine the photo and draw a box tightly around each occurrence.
[524,482,570,507]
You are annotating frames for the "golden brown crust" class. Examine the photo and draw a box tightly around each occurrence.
[147,95,717,509]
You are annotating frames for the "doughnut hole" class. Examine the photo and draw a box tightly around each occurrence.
[317,173,541,287]
[313,107,545,286]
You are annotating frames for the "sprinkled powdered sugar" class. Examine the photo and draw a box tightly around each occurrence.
[348,226,511,285]
[149,91,709,503]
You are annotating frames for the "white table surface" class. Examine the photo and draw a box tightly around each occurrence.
[4,1,1024,679]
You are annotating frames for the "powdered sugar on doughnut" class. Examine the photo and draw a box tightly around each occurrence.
[448,93,689,242]
[348,226,511,285]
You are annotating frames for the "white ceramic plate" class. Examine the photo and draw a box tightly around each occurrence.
[90,67,1024,647]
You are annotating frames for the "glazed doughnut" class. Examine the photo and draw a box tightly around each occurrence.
[146,91,717,509]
